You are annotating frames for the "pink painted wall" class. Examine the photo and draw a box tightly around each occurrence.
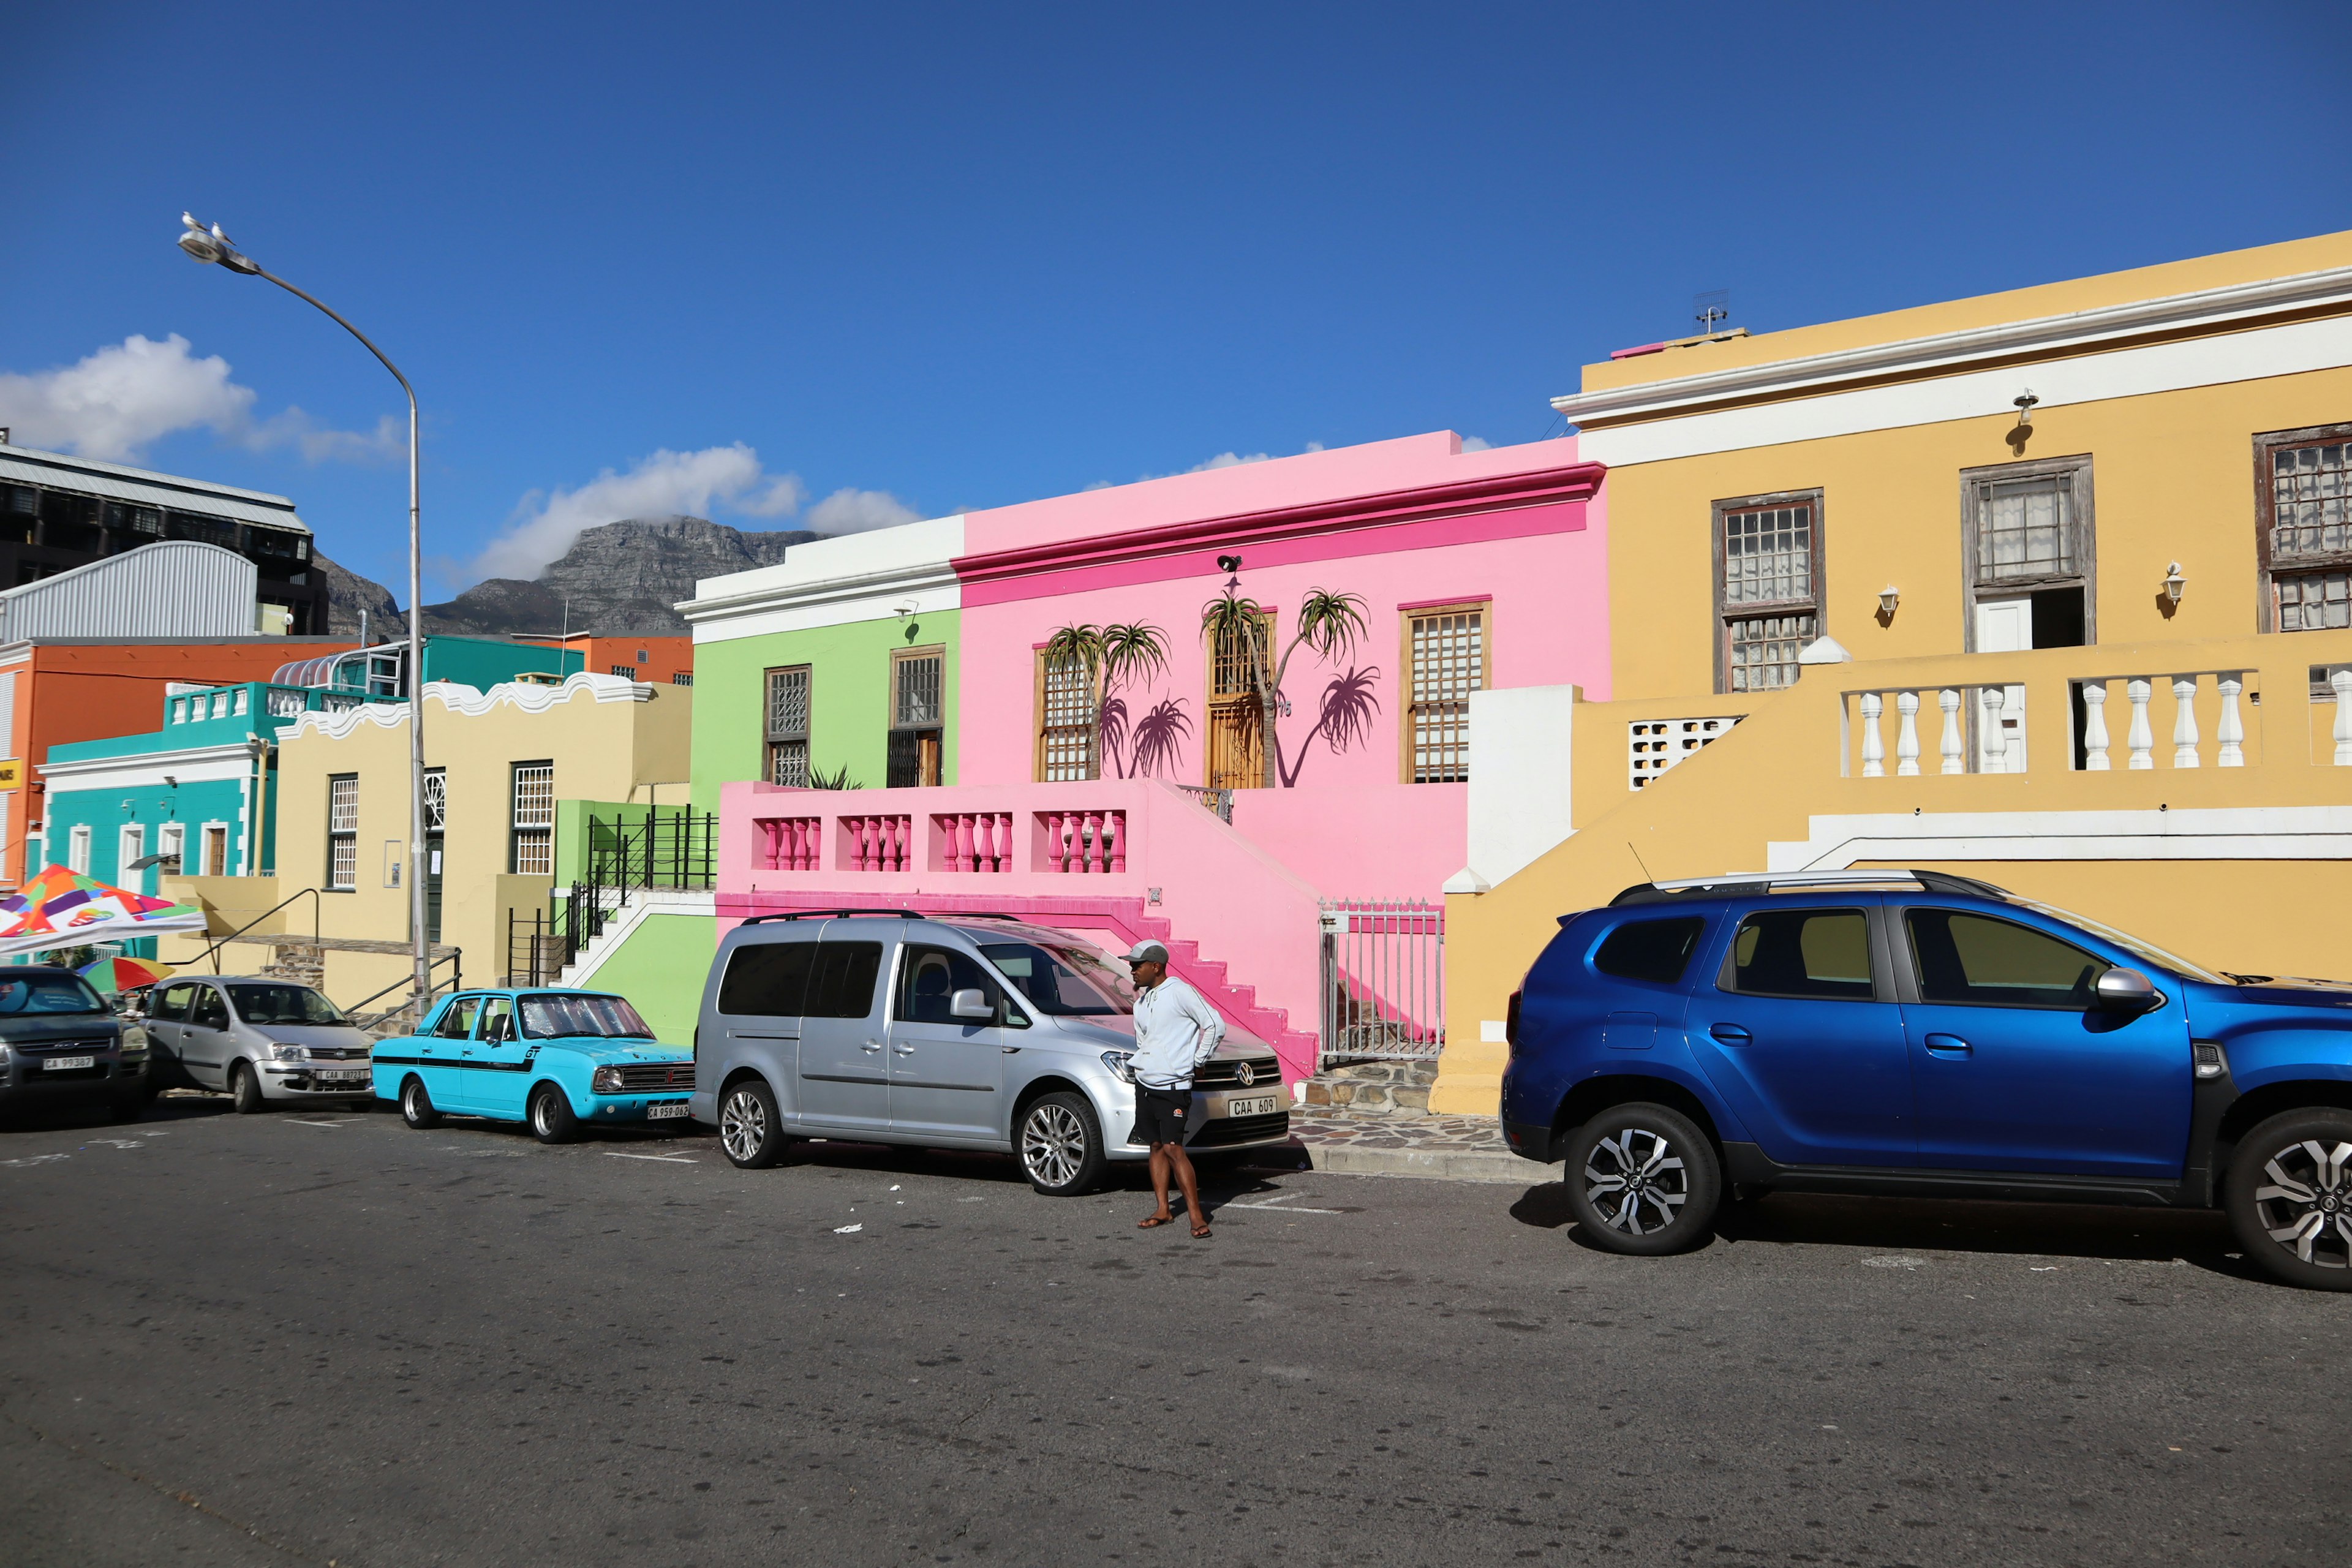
[953,431,1611,903]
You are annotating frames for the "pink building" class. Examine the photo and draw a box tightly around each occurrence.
[699,431,1608,1081]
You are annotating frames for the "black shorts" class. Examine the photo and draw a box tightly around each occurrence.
[1133,1085,1193,1146]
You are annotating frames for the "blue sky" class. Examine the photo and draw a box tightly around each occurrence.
[6,1,2348,605]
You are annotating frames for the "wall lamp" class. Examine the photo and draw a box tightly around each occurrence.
[1877,584,1900,618]
[1216,554,1243,574]
[2164,562,2187,605]
[2011,390,2038,428]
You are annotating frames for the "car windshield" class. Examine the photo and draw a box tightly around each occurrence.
[519,993,654,1040]
[2020,900,2230,984]
[227,984,349,1027]
[0,973,105,1015]
[980,942,1135,1016]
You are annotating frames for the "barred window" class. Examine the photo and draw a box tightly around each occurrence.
[893,652,942,728]
[510,762,553,876]
[1037,649,1098,782]
[1405,604,1485,783]
[1714,491,1822,695]
[610,663,638,677]
[327,775,358,889]
[423,768,447,832]
[764,665,810,788]
[1205,610,1272,790]
[2259,427,2352,633]
[1975,475,2076,584]
[889,648,944,788]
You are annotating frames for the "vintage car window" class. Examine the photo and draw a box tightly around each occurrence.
[0,971,107,1016]
[227,984,348,1027]
[1727,908,1875,1001]
[1907,910,2103,1009]
[149,982,195,1022]
[519,993,654,1040]
[802,942,884,1020]
[477,997,517,1042]
[980,942,1133,1015]
[190,987,230,1029]
[1591,916,1706,986]
[434,996,482,1038]
[717,941,815,1016]
[895,946,1023,1027]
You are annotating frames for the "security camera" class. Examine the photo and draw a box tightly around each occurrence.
[1216,554,1243,574]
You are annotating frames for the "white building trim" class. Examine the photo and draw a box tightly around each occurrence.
[1553,263,2352,430]
[1768,805,2352,871]
[279,673,652,743]
[681,516,965,644]
[38,739,258,794]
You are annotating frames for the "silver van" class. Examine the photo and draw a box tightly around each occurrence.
[145,976,377,1112]
[687,912,1289,1193]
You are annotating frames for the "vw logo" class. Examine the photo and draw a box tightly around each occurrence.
[1236,1062,1256,1087]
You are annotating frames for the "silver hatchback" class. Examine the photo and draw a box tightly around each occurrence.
[143,976,377,1112]
[688,914,1291,1194]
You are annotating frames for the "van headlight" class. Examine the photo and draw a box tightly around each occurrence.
[1101,1051,1135,1085]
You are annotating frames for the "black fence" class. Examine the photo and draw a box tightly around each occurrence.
[507,807,717,986]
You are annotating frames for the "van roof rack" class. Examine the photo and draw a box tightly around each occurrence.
[1607,869,2013,906]
[739,907,928,925]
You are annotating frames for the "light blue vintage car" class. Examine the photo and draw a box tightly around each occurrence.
[371,988,695,1144]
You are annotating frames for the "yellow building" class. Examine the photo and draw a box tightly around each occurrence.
[162,673,690,1020]
[1433,231,2352,1114]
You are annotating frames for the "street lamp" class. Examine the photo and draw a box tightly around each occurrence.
[176,213,431,1019]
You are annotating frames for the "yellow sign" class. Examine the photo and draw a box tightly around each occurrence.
[0,760,21,792]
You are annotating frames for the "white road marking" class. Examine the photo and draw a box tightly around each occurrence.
[834,1223,863,1234]
[288,1120,350,1128]
[86,1138,146,1149]
[1221,1199,1346,1215]
[605,1151,697,1163]
[1,1153,70,1168]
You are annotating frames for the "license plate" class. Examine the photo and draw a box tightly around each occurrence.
[1223,1095,1280,1117]
[313,1070,369,1084]
[44,1055,95,1071]
[646,1102,690,1120]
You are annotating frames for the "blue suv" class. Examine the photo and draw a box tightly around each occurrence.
[1501,870,2352,1290]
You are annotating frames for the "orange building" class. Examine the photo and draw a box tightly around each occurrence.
[511,632,693,687]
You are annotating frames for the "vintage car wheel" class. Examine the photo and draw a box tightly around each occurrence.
[228,1062,266,1115]
[1018,1091,1106,1197]
[1561,1102,1721,1256]
[2225,1107,2352,1291]
[528,1082,583,1145]
[718,1078,787,1169]
[400,1075,442,1130]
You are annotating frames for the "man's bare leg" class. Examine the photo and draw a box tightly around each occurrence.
[1166,1141,1209,1236]
[1139,1144,1175,1227]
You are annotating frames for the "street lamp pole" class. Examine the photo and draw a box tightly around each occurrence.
[176,215,431,1019]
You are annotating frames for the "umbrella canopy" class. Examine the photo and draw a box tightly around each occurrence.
[0,865,207,959]
[79,955,175,995]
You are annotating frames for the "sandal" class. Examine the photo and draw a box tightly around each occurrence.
[1137,1214,1174,1229]
[1189,1221,1212,1239]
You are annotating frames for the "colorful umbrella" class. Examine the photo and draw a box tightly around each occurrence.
[0,865,208,959]
[78,955,175,995]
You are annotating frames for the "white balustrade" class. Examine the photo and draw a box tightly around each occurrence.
[2215,674,2245,767]
[1894,691,1921,776]
[2125,679,2155,770]
[2080,682,2111,771]
[1939,688,1964,774]
[1859,692,1885,777]
[2170,677,2201,768]
[1980,686,2013,773]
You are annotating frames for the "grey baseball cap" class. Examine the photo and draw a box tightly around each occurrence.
[1120,940,1170,965]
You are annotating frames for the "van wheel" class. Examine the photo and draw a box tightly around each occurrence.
[1018,1092,1105,1196]
[528,1083,582,1145]
[718,1079,787,1169]
[1562,1102,1721,1256]
[400,1076,441,1130]
[229,1062,266,1115]
[2225,1107,2352,1291]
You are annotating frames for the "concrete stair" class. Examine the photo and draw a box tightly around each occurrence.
[1135,923,1320,1070]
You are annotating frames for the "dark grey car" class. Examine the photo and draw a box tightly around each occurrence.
[687,914,1289,1194]
[0,967,144,1123]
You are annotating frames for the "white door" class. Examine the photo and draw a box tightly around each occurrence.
[1973,597,2031,772]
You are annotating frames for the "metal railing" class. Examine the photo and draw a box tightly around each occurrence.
[344,951,464,1036]
[1317,897,1444,1065]
[195,886,321,973]
[1176,785,1235,823]
[510,808,718,986]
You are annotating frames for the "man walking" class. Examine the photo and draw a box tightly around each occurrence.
[1121,939,1224,1238]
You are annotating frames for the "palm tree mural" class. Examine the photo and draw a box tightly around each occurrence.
[1199,586,1372,788]
[1039,620,1172,778]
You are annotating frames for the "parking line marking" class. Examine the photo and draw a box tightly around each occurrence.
[288,1120,350,1128]
[605,1151,698,1164]
[1220,1199,1345,1215]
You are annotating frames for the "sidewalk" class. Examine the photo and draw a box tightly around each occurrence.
[1280,1106,1555,1185]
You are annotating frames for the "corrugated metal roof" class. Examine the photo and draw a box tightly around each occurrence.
[0,443,309,535]
[0,541,260,639]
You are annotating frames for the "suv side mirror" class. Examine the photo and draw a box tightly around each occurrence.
[2093,967,2163,1014]
[949,988,994,1022]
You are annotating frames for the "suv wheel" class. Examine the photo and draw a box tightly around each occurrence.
[2225,1107,2352,1291]
[718,1079,787,1170]
[229,1061,266,1115]
[528,1083,582,1145]
[1562,1102,1721,1256]
[1018,1091,1105,1196]
[400,1075,441,1130]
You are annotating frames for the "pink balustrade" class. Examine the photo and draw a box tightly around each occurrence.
[758,816,824,871]
[932,812,1016,872]
[842,813,914,872]
[1040,809,1126,873]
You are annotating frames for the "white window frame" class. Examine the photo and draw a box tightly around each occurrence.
[511,761,554,876]
[68,824,92,875]
[328,775,358,891]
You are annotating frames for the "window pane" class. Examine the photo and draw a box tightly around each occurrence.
[1728,908,1874,1000]
[1977,476,2074,582]
[1039,652,1097,782]
[511,765,554,829]
[2272,441,2352,561]
[767,738,810,788]
[2277,569,2352,631]
[894,655,942,728]
[1592,916,1705,986]
[765,666,810,741]
[328,776,358,832]
[802,941,883,1019]
[1722,504,1812,605]
[718,941,816,1016]
[1727,612,1815,692]
[1906,910,2103,1008]
[894,946,1005,1024]
[1409,608,1482,783]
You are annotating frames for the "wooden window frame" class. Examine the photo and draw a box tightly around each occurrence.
[326,774,357,891]
[1958,454,2097,650]
[1033,646,1099,782]
[763,663,812,788]
[1397,599,1492,783]
[509,760,554,876]
[2253,421,2352,634]
[888,645,946,788]
[1205,607,1275,790]
[1711,488,1825,695]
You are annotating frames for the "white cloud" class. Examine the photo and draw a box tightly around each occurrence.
[0,333,398,464]
[807,486,920,534]
[1460,435,1491,452]
[478,445,813,580]
[1191,451,1273,472]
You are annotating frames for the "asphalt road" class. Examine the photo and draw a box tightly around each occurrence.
[0,1093,2342,1568]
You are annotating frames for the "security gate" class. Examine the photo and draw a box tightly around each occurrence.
[1318,897,1444,1066]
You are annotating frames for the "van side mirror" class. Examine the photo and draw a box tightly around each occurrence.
[949,988,994,1022]
[2093,967,2163,1014]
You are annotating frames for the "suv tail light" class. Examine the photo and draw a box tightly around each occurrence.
[1504,990,1523,1052]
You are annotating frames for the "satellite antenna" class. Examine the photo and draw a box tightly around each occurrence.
[1694,289,1730,335]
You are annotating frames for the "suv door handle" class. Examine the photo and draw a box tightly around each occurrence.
[860,1039,884,1053]
[1923,1033,1972,1055]
[892,1043,916,1055]
[1708,1023,1751,1044]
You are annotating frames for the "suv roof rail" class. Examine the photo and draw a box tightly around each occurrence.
[738,907,928,926]
[1607,868,2014,906]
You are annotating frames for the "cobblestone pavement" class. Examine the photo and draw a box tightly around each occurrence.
[1289,1106,1510,1152]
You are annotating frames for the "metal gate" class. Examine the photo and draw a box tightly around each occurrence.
[1318,897,1444,1065]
